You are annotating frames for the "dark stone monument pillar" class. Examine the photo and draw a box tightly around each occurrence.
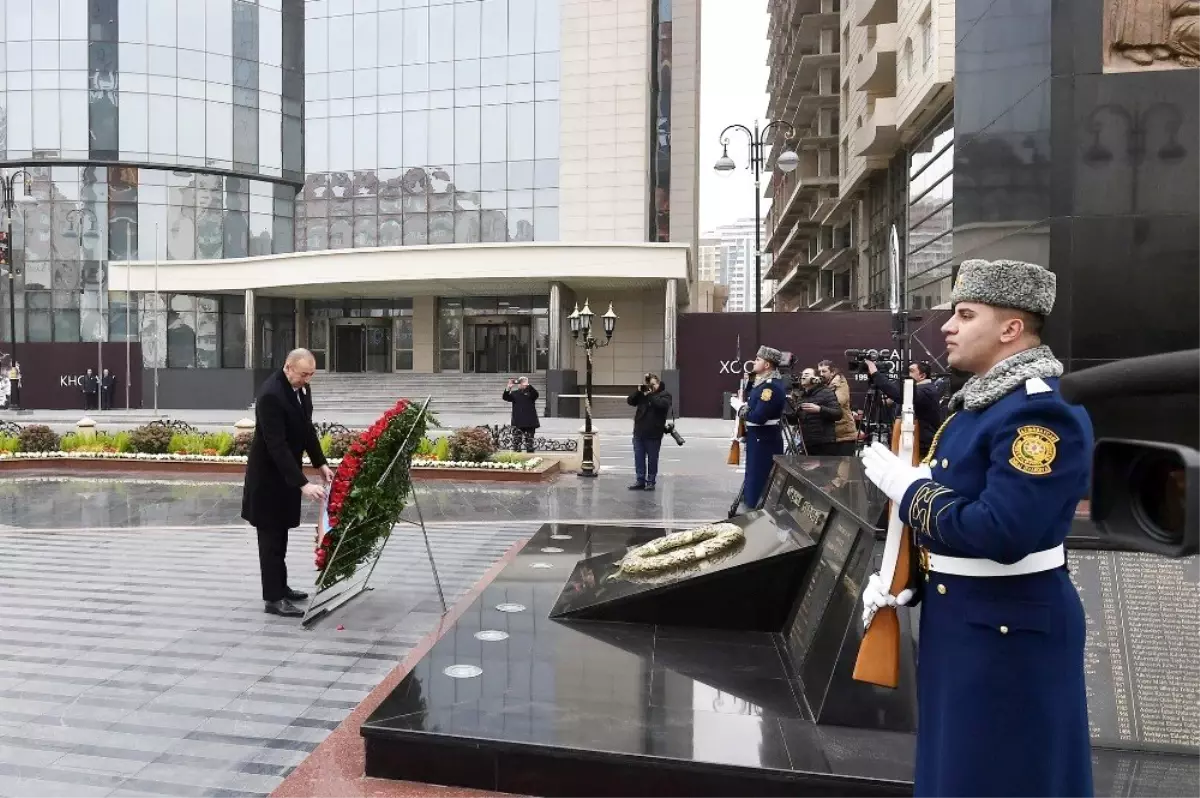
[953,0,1199,447]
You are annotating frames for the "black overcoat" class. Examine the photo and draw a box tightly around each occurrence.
[503,385,540,428]
[241,370,327,529]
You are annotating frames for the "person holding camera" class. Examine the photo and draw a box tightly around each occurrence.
[816,360,858,454]
[626,372,672,491]
[503,376,540,453]
[794,367,844,455]
[865,359,943,457]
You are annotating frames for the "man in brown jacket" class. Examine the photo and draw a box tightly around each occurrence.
[817,360,858,455]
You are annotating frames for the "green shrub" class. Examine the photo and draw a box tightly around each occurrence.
[228,431,254,457]
[61,431,126,453]
[61,432,81,452]
[18,424,61,452]
[210,432,234,456]
[489,452,533,464]
[432,435,451,461]
[327,431,357,459]
[319,433,333,457]
[448,427,496,463]
[112,431,132,453]
[415,436,435,457]
[128,424,174,454]
[0,434,19,453]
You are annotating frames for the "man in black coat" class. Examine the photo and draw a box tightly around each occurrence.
[241,349,333,618]
[101,369,116,410]
[502,376,539,453]
[82,368,98,410]
[790,367,844,455]
[626,373,672,491]
[865,359,945,457]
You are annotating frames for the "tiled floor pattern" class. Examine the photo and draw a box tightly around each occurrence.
[0,520,537,798]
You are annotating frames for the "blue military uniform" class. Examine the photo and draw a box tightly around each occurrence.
[869,258,1095,798]
[739,367,787,509]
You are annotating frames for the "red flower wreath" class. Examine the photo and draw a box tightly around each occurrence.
[315,399,415,571]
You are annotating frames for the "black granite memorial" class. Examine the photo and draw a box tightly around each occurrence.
[361,456,1199,796]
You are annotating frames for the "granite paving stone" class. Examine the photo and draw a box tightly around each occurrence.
[0,446,740,796]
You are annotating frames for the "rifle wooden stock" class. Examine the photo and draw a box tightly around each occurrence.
[853,415,920,688]
[727,380,746,466]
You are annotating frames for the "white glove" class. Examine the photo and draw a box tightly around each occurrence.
[730,395,744,412]
[861,441,932,504]
[861,572,915,630]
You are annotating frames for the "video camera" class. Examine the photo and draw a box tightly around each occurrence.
[845,348,896,375]
[1060,350,1198,557]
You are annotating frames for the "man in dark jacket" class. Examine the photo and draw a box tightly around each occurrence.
[791,367,844,455]
[101,369,116,410]
[503,376,539,453]
[626,373,672,491]
[82,368,98,410]
[865,359,944,457]
[241,349,333,618]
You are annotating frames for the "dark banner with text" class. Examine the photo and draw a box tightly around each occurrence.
[9,343,144,411]
[677,311,951,417]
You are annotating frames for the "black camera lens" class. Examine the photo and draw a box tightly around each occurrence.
[1131,450,1187,547]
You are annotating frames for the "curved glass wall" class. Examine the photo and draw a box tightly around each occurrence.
[0,0,302,351]
[0,0,304,181]
[299,0,561,250]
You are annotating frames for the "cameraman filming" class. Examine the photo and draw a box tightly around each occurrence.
[864,359,943,457]
[626,372,673,491]
[792,367,844,455]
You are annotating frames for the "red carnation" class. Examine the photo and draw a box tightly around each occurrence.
[321,534,332,547]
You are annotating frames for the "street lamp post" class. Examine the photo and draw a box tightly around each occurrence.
[568,300,618,478]
[0,170,34,410]
[714,120,799,349]
[67,204,102,410]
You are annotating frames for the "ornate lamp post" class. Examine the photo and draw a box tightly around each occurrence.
[67,204,103,409]
[0,170,34,409]
[714,120,798,348]
[569,299,618,478]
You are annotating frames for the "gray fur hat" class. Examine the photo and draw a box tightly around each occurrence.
[757,345,783,364]
[950,259,1056,316]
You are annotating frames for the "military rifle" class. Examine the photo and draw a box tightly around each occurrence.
[853,378,919,688]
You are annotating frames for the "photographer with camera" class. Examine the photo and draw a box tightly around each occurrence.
[626,372,673,491]
[864,359,943,457]
[502,376,540,453]
[792,367,844,455]
[817,360,858,455]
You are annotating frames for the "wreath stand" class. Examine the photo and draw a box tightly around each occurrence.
[302,397,446,627]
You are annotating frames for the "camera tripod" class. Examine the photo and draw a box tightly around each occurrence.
[856,386,895,451]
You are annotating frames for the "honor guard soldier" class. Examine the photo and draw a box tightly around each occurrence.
[861,259,1094,797]
[730,346,788,511]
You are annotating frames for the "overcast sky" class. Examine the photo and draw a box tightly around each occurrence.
[698,0,770,235]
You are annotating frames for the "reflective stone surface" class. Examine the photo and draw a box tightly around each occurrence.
[363,520,917,797]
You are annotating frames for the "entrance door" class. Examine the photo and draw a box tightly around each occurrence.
[468,320,532,373]
[334,326,364,373]
[365,325,391,372]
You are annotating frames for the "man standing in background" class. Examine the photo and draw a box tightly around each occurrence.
[503,376,540,453]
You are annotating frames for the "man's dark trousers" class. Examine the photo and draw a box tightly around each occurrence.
[256,526,290,602]
[632,435,663,486]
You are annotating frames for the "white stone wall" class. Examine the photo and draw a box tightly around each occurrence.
[558,0,652,243]
[566,287,668,384]
[895,0,955,136]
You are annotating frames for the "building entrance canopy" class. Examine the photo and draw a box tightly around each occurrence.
[109,242,691,300]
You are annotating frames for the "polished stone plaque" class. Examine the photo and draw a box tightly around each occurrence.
[1070,550,1200,751]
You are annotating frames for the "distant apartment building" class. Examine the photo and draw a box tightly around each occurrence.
[764,0,954,312]
[702,218,769,312]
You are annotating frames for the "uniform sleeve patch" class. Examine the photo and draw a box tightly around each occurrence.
[760,388,773,401]
[1010,425,1059,475]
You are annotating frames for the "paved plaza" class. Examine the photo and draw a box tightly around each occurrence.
[0,436,741,797]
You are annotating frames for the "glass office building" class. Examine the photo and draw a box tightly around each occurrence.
[1,0,700,406]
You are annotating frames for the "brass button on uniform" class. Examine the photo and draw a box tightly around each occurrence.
[936,583,947,595]
[1000,625,1009,635]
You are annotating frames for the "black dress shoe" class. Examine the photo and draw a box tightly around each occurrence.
[284,587,309,601]
[264,599,304,617]
[628,482,646,490]
[643,483,656,491]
